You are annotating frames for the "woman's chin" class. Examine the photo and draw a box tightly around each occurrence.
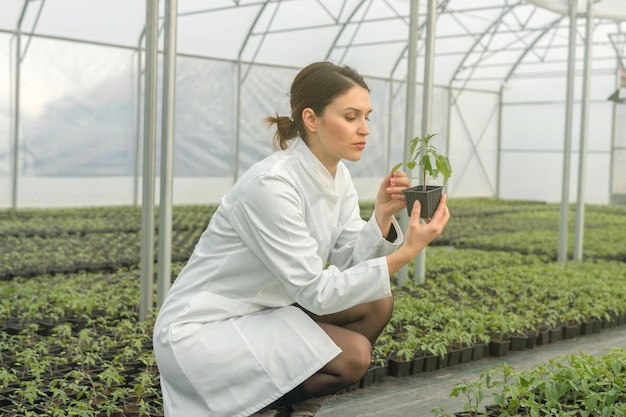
[344,152,364,162]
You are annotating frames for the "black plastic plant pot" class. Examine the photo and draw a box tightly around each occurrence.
[403,185,443,218]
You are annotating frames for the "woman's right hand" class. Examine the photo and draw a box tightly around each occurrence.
[405,194,449,252]
[386,195,450,276]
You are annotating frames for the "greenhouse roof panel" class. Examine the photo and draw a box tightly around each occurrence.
[527,0,626,20]
[31,0,144,47]
[177,6,259,59]
[0,1,27,32]
[0,0,624,92]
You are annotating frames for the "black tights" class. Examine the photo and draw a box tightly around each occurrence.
[274,383,314,407]
[299,296,394,397]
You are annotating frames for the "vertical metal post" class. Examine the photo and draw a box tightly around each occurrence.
[158,0,178,306]
[234,62,242,183]
[496,90,503,199]
[558,0,578,262]
[607,73,618,204]
[573,0,594,261]
[134,41,143,207]
[398,0,419,287]
[11,32,21,209]
[386,78,394,171]
[140,0,159,321]
[11,4,30,209]
[413,0,437,285]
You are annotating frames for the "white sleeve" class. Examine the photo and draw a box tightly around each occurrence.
[230,175,392,315]
[329,183,403,269]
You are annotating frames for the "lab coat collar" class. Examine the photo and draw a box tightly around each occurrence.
[291,138,338,191]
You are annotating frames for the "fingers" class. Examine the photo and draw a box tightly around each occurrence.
[390,170,410,187]
[427,195,450,234]
[380,172,394,193]
[390,170,408,179]
[401,195,450,259]
[410,200,421,219]
[431,194,449,220]
[386,171,411,195]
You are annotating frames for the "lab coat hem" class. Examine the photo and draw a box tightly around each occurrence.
[240,348,341,417]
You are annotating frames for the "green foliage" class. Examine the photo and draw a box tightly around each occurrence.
[449,379,486,413]
[437,349,626,415]
[0,200,625,416]
[392,133,452,190]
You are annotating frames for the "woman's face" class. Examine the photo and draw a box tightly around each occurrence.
[304,85,372,175]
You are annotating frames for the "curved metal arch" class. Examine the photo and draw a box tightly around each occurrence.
[237,0,272,85]
[608,27,626,69]
[233,0,271,183]
[448,2,520,91]
[20,0,46,59]
[324,0,368,62]
[387,0,451,80]
[335,1,377,64]
[501,15,565,85]
[237,0,272,66]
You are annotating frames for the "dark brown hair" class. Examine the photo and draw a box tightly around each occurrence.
[265,62,370,150]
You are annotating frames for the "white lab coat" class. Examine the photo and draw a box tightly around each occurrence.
[153,139,402,417]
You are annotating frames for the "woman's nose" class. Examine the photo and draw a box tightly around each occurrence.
[359,118,370,136]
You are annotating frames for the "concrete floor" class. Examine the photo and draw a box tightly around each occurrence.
[254,325,626,417]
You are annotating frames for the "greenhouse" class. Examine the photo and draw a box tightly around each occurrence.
[1,1,626,416]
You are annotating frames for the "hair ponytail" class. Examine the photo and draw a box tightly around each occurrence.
[265,114,299,150]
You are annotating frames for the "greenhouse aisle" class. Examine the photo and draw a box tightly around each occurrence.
[319,326,626,417]
[255,326,626,417]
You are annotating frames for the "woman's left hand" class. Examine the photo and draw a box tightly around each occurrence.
[374,170,411,226]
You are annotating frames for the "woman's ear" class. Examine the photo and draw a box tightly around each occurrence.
[301,108,318,133]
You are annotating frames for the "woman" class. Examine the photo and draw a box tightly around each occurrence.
[153,61,450,417]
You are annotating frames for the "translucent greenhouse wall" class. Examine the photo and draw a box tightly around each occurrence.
[0,33,619,208]
[613,103,626,204]
[500,71,617,204]
[0,33,9,179]
[0,33,471,208]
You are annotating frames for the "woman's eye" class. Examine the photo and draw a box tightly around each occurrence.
[345,115,370,122]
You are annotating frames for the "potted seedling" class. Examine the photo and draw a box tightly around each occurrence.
[392,133,452,218]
